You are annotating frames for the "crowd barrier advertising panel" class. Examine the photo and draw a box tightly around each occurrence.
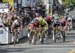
[0,27,28,44]
[0,27,9,44]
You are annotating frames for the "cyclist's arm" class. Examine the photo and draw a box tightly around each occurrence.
[42,21,48,33]
[11,21,15,32]
[45,21,48,30]
[20,22,23,32]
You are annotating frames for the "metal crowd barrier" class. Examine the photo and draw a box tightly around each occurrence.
[0,27,28,44]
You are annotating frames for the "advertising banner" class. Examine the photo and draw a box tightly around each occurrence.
[0,27,8,44]
[3,0,14,6]
[0,3,9,13]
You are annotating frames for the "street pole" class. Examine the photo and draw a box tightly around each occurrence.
[49,0,53,17]
[52,0,53,17]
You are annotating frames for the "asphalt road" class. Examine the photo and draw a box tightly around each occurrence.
[0,46,75,53]
[0,29,75,53]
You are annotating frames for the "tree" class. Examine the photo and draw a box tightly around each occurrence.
[36,0,42,5]
[0,0,2,2]
[64,0,75,7]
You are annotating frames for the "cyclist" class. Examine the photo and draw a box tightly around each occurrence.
[67,17,72,31]
[27,17,40,44]
[39,17,48,32]
[46,15,53,38]
[60,16,66,30]
[60,16,66,42]
[53,17,61,30]
[38,16,48,43]
[11,16,22,42]
[53,15,61,41]
[53,13,61,30]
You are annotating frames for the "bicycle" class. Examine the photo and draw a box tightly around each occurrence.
[28,28,37,45]
[28,27,48,44]
[47,24,54,38]
[37,27,48,44]
[53,25,65,43]
[13,28,20,46]
[61,26,66,42]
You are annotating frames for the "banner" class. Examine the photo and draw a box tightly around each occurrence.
[3,0,8,2]
[3,0,14,6]
[0,27,8,44]
[22,0,36,7]
[0,3,9,13]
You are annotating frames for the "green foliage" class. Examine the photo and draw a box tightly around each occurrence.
[64,0,75,7]
[0,0,2,2]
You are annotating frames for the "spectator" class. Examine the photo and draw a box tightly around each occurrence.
[22,14,31,27]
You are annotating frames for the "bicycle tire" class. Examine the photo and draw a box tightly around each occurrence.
[13,35,16,46]
[54,32,56,43]
[54,39,56,43]
[32,35,37,45]
[13,30,18,46]
[13,31,16,46]
[32,31,37,45]
[40,30,45,44]
[62,31,66,42]
[28,30,32,44]
[40,37,44,44]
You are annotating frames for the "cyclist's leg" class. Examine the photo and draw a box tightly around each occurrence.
[52,23,57,40]
[13,28,17,45]
[40,27,46,44]
[59,26,63,38]
[68,22,70,30]
[60,22,66,42]
[13,28,17,38]
[48,25,51,38]
[28,30,31,44]
[18,25,22,33]
[13,26,19,43]
[17,25,23,41]
[69,21,72,30]
[16,27,20,42]
[32,30,37,45]
[39,27,42,42]
[52,26,54,40]
[29,30,32,44]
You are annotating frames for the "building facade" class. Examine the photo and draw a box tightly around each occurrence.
[3,0,37,8]
[41,0,53,15]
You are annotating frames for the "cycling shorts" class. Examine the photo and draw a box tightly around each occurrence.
[61,22,66,26]
[47,21,52,25]
[0,25,3,27]
[54,23,60,27]
[14,24,20,29]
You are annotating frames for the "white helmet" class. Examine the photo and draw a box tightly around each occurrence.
[67,17,72,21]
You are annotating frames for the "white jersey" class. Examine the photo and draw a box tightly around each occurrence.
[67,17,72,21]
[12,19,20,26]
[53,14,59,20]
[31,17,39,23]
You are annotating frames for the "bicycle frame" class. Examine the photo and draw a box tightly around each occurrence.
[52,25,66,42]
[13,28,19,46]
